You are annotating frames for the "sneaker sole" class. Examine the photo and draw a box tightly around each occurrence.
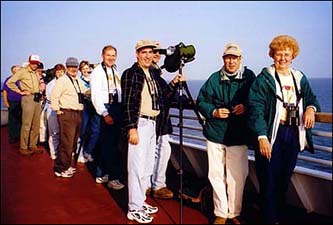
[54,171,73,178]
[108,185,125,190]
[127,212,153,224]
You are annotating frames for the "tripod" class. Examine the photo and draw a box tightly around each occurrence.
[176,59,204,224]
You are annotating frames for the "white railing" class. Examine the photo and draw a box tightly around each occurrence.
[169,111,332,173]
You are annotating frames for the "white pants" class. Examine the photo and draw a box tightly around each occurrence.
[128,118,156,210]
[39,107,48,142]
[151,134,171,190]
[47,109,60,159]
[207,140,248,218]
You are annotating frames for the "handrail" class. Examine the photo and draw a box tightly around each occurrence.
[169,110,332,172]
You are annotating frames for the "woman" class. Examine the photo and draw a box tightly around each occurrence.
[45,64,66,159]
[247,35,320,224]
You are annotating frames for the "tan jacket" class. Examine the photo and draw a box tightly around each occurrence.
[7,67,40,94]
[50,74,87,111]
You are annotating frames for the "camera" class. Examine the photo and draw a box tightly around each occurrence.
[157,42,196,73]
[78,93,85,104]
[33,93,42,102]
[109,92,119,104]
[284,103,300,126]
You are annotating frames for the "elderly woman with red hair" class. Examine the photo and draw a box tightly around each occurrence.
[247,35,320,224]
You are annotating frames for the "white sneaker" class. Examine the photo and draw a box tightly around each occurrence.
[127,209,153,223]
[95,174,109,184]
[77,156,87,163]
[54,170,73,178]
[83,152,94,162]
[68,167,77,174]
[107,179,125,190]
[143,202,158,214]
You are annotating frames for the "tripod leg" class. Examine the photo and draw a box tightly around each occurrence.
[183,82,205,126]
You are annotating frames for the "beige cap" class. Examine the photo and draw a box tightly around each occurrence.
[223,43,242,57]
[135,40,157,51]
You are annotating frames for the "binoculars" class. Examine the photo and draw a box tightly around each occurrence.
[33,93,42,102]
[284,103,300,126]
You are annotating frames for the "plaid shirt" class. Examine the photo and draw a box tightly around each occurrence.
[121,62,161,130]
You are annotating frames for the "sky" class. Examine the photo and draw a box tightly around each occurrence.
[1,1,332,82]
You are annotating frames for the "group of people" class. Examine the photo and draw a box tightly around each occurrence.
[1,34,320,224]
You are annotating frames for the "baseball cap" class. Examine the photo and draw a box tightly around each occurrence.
[223,43,242,57]
[135,40,157,51]
[65,57,79,67]
[29,54,42,64]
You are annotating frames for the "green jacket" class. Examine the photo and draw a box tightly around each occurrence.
[197,67,256,145]
[247,65,320,153]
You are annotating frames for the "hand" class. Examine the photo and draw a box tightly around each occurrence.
[231,104,246,115]
[128,128,139,145]
[213,108,230,118]
[21,90,31,96]
[172,74,186,84]
[303,107,315,129]
[259,138,272,160]
[104,115,114,125]
[56,110,63,115]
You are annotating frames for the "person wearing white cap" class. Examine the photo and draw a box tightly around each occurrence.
[7,54,44,155]
[121,40,160,224]
[197,43,256,224]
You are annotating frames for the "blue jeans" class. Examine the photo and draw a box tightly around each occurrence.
[79,106,101,155]
[96,103,123,180]
[151,134,171,190]
[255,124,300,224]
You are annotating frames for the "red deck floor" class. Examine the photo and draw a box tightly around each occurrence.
[2,125,332,224]
[1,126,208,224]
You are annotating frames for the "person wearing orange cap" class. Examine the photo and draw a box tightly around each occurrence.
[7,54,44,155]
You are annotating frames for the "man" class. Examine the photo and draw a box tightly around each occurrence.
[148,41,184,199]
[51,57,86,178]
[121,40,160,224]
[90,45,125,189]
[197,43,256,224]
[2,65,22,143]
[7,55,44,155]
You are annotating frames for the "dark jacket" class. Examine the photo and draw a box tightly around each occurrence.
[197,67,256,145]
[121,62,161,130]
[247,66,320,152]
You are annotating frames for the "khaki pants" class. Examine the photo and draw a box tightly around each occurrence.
[20,95,41,149]
[207,140,248,218]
